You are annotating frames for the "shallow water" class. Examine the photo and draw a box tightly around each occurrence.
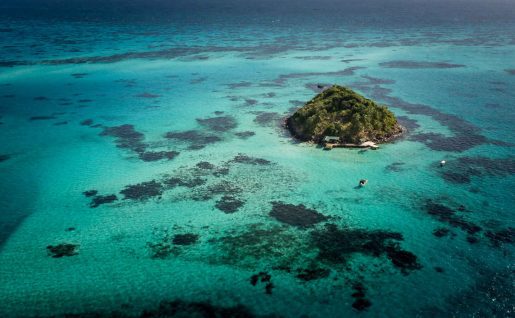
[0,1,514,317]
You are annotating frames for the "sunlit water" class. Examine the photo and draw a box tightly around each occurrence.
[0,1,514,317]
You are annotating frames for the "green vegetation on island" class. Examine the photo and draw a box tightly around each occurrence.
[287,85,403,144]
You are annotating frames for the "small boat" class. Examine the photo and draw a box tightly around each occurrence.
[359,179,368,186]
[440,160,446,167]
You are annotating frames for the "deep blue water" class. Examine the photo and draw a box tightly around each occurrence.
[0,1,514,317]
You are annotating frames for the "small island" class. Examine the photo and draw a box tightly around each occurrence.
[286,85,403,149]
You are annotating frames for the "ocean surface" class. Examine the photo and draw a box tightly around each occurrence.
[0,1,514,317]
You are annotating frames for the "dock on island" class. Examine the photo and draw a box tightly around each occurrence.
[323,136,379,150]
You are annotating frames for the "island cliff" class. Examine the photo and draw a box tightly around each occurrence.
[286,85,403,144]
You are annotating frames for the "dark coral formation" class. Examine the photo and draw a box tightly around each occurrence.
[135,92,161,98]
[100,124,178,162]
[352,298,372,311]
[295,267,330,281]
[165,130,222,150]
[90,194,118,208]
[351,283,372,311]
[196,115,237,132]
[466,236,479,244]
[120,180,163,201]
[425,202,481,235]
[234,131,256,139]
[101,124,146,153]
[227,81,252,89]
[139,151,179,162]
[250,272,271,285]
[147,241,175,259]
[379,60,465,69]
[147,230,176,259]
[230,154,271,165]
[181,180,242,202]
[269,202,328,228]
[47,243,78,258]
[485,228,514,247]
[385,244,422,273]
[80,119,94,126]
[83,189,98,197]
[164,176,206,189]
[310,224,421,274]
[432,228,450,238]
[219,224,298,261]
[196,161,215,170]
[253,112,281,127]
[250,272,274,295]
[71,72,88,78]
[141,300,257,318]
[244,99,258,106]
[396,115,420,131]
[439,156,515,184]
[352,76,493,152]
[215,195,245,213]
[29,115,56,121]
[409,131,489,152]
[434,266,445,273]
[172,233,199,246]
[148,230,199,259]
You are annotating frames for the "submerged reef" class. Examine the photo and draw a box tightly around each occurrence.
[196,115,237,132]
[250,272,274,294]
[46,243,78,258]
[379,60,465,69]
[217,224,300,263]
[120,180,163,201]
[101,124,146,153]
[215,195,245,213]
[438,156,515,184]
[147,230,199,259]
[164,176,207,189]
[83,189,98,197]
[234,131,256,139]
[230,154,271,165]
[425,201,481,235]
[253,111,282,127]
[141,300,258,318]
[101,124,178,162]
[139,151,179,162]
[485,228,514,247]
[172,233,199,246]
[165,130,222,150]
[287,85,402,143]
[432,227,451,238]
[295,266,330,282]
[269,202,328,228]
[90,194,118,208]
[310,224,421,274]
[351,283,372,311]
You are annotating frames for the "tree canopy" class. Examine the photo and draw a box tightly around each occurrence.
[287,85,401,143]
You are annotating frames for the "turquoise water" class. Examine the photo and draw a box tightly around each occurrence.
[0,1,514,317]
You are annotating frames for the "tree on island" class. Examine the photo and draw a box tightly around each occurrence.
[287,85,402,144]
